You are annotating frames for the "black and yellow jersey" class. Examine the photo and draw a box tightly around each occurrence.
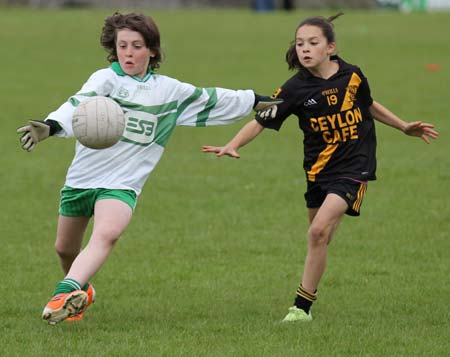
[256,56,377,183]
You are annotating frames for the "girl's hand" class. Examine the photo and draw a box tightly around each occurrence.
[202,145,240,158]
[404,121,439,144]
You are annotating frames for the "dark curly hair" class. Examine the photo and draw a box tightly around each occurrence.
[286,12,343,71]
[101,12,163,70]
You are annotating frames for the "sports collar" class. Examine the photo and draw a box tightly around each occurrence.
[301,55,342,80]
[110,62,153,82]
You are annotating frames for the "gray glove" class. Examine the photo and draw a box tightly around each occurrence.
[256,105,278,121]
[17,120,51,152]
[253,94,283,111]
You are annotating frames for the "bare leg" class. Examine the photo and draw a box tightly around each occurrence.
[55,216,90,274]
[64,199,133,286]
[301,193,347,293]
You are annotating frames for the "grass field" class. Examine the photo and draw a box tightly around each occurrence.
[1,6,449,356]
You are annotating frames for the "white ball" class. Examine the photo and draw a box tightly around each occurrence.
[72,96,125,149]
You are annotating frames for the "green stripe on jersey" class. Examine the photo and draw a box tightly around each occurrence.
[177,87,203,116]
[196,88,217,127]
[118,88,206,148]
[153,112,178,147]
[69,91,98,106]
[115,98,178,116]
[153,87,203,146]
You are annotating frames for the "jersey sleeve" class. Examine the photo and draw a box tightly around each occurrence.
[172,79,255,127]
[355,67,373,108]
[254,82,295,131]
[45,69,115,138]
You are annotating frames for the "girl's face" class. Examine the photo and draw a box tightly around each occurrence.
[116,28,154,78]
[295,25,335,70]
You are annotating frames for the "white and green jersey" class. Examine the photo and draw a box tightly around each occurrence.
[47,62,255,195]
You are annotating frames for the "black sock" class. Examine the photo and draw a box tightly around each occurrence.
[294,285,317,314]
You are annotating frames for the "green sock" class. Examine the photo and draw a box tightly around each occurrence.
[81,283,90,291]
[52,278,82,296]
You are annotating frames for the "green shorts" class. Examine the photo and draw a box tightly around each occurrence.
[59,186,137,217]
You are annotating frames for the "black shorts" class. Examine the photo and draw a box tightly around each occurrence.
[304,178,368,216]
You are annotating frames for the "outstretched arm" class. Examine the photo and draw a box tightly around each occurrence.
[202,119,264,158]
[369,100,439,144]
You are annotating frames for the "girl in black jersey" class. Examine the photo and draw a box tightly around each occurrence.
[203,13,438,322]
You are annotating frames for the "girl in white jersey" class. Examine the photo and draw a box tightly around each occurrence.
[17,12,280,325]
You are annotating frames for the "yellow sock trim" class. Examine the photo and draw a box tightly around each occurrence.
[296,285,318,302]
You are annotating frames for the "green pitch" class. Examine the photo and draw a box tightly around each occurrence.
[1,6,449,356]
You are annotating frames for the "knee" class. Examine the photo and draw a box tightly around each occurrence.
[93,228,122,247]
[105,232,121,246]
[307,224,330,247]
[54,242,78,260]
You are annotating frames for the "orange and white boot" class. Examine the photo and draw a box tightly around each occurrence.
[42,290,88,325]
[66,284,96,322]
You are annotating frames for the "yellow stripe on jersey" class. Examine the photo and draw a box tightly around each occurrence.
[352,183,367,213]
[340,72,362,112]
[307,144,339,182]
